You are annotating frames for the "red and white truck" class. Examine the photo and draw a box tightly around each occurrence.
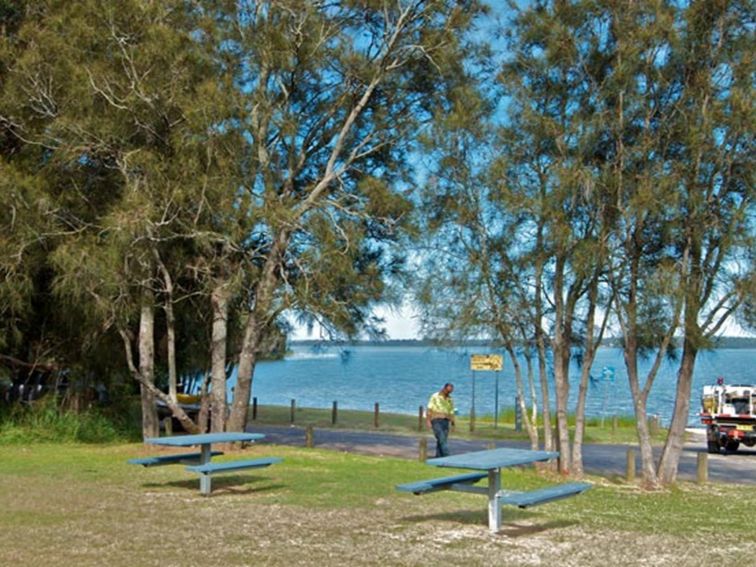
[700,380,756,454]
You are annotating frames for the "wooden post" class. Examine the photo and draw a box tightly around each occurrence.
[290,399,296,424]
[612,415,618,433]
[418,405,424,431]
[374,402,380,428]
[419,438,427,462]
[626,448,636,482]
[331,401,338,425]
[252,397,258,420]
[648,415,660,436]
[163,417,173,436]
[697,452,708,484]
[305,425,314,449]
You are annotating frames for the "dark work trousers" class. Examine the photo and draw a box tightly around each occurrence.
[431,418,451,457]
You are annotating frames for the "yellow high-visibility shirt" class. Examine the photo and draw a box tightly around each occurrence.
[427,392,454,419]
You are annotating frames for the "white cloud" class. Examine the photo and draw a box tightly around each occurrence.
[288,303,420,340]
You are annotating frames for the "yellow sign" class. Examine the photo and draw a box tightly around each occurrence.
[470,354,503,372]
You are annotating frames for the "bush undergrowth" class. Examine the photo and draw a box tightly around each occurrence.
[0,397,141,444]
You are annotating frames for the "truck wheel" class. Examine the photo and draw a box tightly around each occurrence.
[725,440,740,453]
[707,440,721,454]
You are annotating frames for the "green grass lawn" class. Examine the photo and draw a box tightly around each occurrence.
[1,443,753,566]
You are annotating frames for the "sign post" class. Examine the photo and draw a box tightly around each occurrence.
[599,366,615,427]
[470,370,476,432]
[495,371,500,429]
[514,395,522,432]
[469,354,503,431]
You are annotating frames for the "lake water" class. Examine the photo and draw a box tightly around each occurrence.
[226,345,755,427]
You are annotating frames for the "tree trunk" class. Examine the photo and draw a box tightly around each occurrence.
[571,276,604,477]
[658,221,702,484]
[524,347,540,449]
[506,343,539,450]
[623,338,660,488]
[658,338,698,484]
[228,329,257,432]
[165,301,177,403]
[534,255,553,452]
[227,232,287,432]
[210,282,231,433]
[156,256,178,403]
[553,343,571,474]
[551,255,572,474]
[632,397,657,488]
[138,291,159,440]
[120,306,200,436]
[571,358,592,477]
[197,371,211,433]
[536,332,553,452]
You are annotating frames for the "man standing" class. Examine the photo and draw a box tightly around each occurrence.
[426,383,455,457]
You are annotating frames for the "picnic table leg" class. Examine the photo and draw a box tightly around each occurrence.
[199,443,212,496]
[487,469,501,533]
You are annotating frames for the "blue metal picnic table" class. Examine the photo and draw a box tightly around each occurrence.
[142,432,269,495]
[429,448,557,532]
[146,432,265,449]
[398,447,590,533]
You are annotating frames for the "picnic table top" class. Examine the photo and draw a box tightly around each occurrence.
[145,432,265,447]
[427,447,558,470]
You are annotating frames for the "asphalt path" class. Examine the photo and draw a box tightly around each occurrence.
[248,424,756,485]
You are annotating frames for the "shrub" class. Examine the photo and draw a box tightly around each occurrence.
[0,396,141,444]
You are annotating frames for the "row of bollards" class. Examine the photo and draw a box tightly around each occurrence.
[251,397,428,430]
[295,427,710,484]
[299,428,431,462]
[253,397,371,427]
[253,397,643,436]
[625,448,709,484]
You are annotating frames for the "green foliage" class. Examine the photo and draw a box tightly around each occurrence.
[1,1,487,397]
[414,0,754,482]
[0,397,141,444]
[0,0,241,394]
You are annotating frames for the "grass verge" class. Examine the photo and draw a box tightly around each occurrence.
[0,443,753,566]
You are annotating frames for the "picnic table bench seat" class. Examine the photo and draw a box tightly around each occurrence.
[185,457,283,475]
[128,451,224,467]
[396,472,488,495]
[497,482,592,509]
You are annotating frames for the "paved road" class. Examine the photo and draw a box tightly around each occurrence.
[248,424,756,485]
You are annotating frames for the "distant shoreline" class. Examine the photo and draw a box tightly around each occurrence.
[290,337,756,349]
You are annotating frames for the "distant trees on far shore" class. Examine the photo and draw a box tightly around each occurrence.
[290,337,756,349]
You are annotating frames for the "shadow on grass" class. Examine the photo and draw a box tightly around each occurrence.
[496,519,576,537]
[143,475,285,496]
[402,508,578,536]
